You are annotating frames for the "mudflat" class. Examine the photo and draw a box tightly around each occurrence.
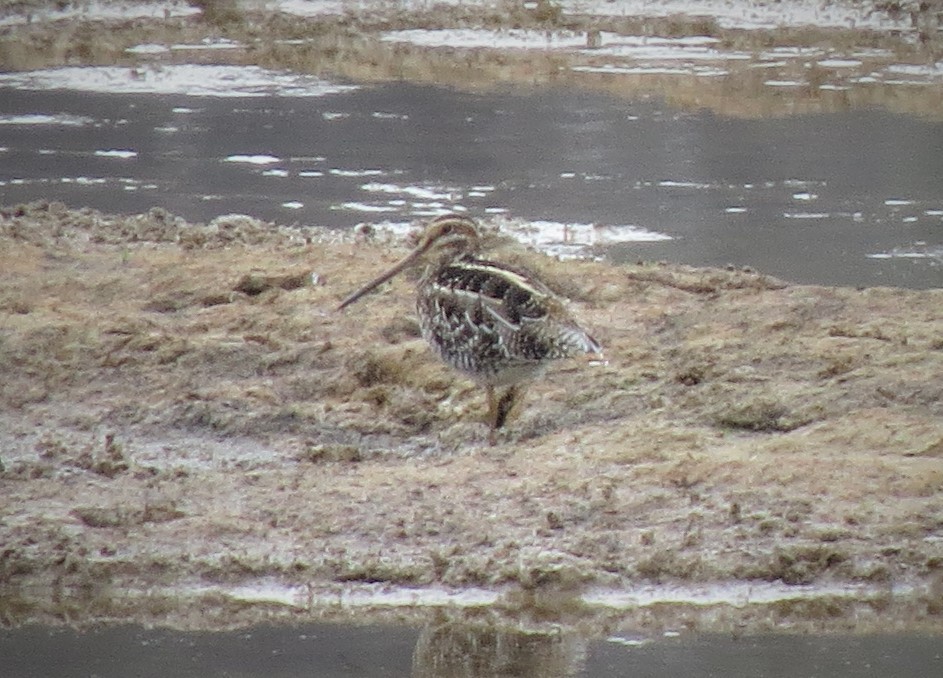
[1,201,941,631]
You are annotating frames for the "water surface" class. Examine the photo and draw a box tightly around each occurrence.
[0,81,940,288]
[2,622,941,677]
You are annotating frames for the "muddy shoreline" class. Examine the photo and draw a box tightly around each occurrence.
[1,200,941,632]
[2,1,942,119]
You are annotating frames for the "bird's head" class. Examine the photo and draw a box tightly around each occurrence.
[338,214,481,310]
[412,214,481,261]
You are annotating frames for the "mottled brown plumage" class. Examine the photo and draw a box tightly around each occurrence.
[339,214,601,442]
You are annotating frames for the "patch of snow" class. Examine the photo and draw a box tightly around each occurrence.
[273,0,502,19]
[0,0,918,34]
[583,580,913,609]
[850,62,943,86]
[329,168,384,177]
[513,219,672,249]
[783,212,831,219]
[556,0,912,31]
[170,38,244,51]
[337,202,399,213]
[0,113,94,126]
[607,635,653,647]
[852,48,895,59]
[268,0,350,17]
[817,58,862,68]
[361,182,456,202]
[224,154,282,165]
[125,44,171,55]
[381,28,590,50]
[61,177,108,185]
[658,180,712,189]
[765,80,805,87]
[484,218,674,259]
[761,47,825,58]
[885,63,943,78]
[372,111,409,120]
[365,220,416,238]
[584,33,751,62]
[94,149,137,158]
[573,64,728,77]
[180,581,308,608]
[329,585,501,609]
[0,0,201,27]
[881,78,936,87]
[269,0,913,32]
[867,246,943,261]
[0,65,359,98]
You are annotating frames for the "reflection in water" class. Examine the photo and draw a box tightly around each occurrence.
[412,619,586,677]
[1,615,942,677]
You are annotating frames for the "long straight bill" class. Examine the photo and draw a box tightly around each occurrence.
[337,248,423,310]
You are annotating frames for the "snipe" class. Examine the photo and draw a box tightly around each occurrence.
[338,214,602,443]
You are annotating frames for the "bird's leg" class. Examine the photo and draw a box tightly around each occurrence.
[494,385,520,430]
[485,385,524,445]
[486,385,498,446]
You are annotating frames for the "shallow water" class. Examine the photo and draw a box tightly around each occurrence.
[0,82,940,288]
[2,621,941,677]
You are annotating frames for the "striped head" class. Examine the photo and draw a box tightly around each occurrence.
[413,214,481,262]
[338,214,482,310]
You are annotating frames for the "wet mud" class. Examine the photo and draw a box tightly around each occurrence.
[1,201,941,632]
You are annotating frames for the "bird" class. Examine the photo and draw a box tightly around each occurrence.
[338,214,602,444]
